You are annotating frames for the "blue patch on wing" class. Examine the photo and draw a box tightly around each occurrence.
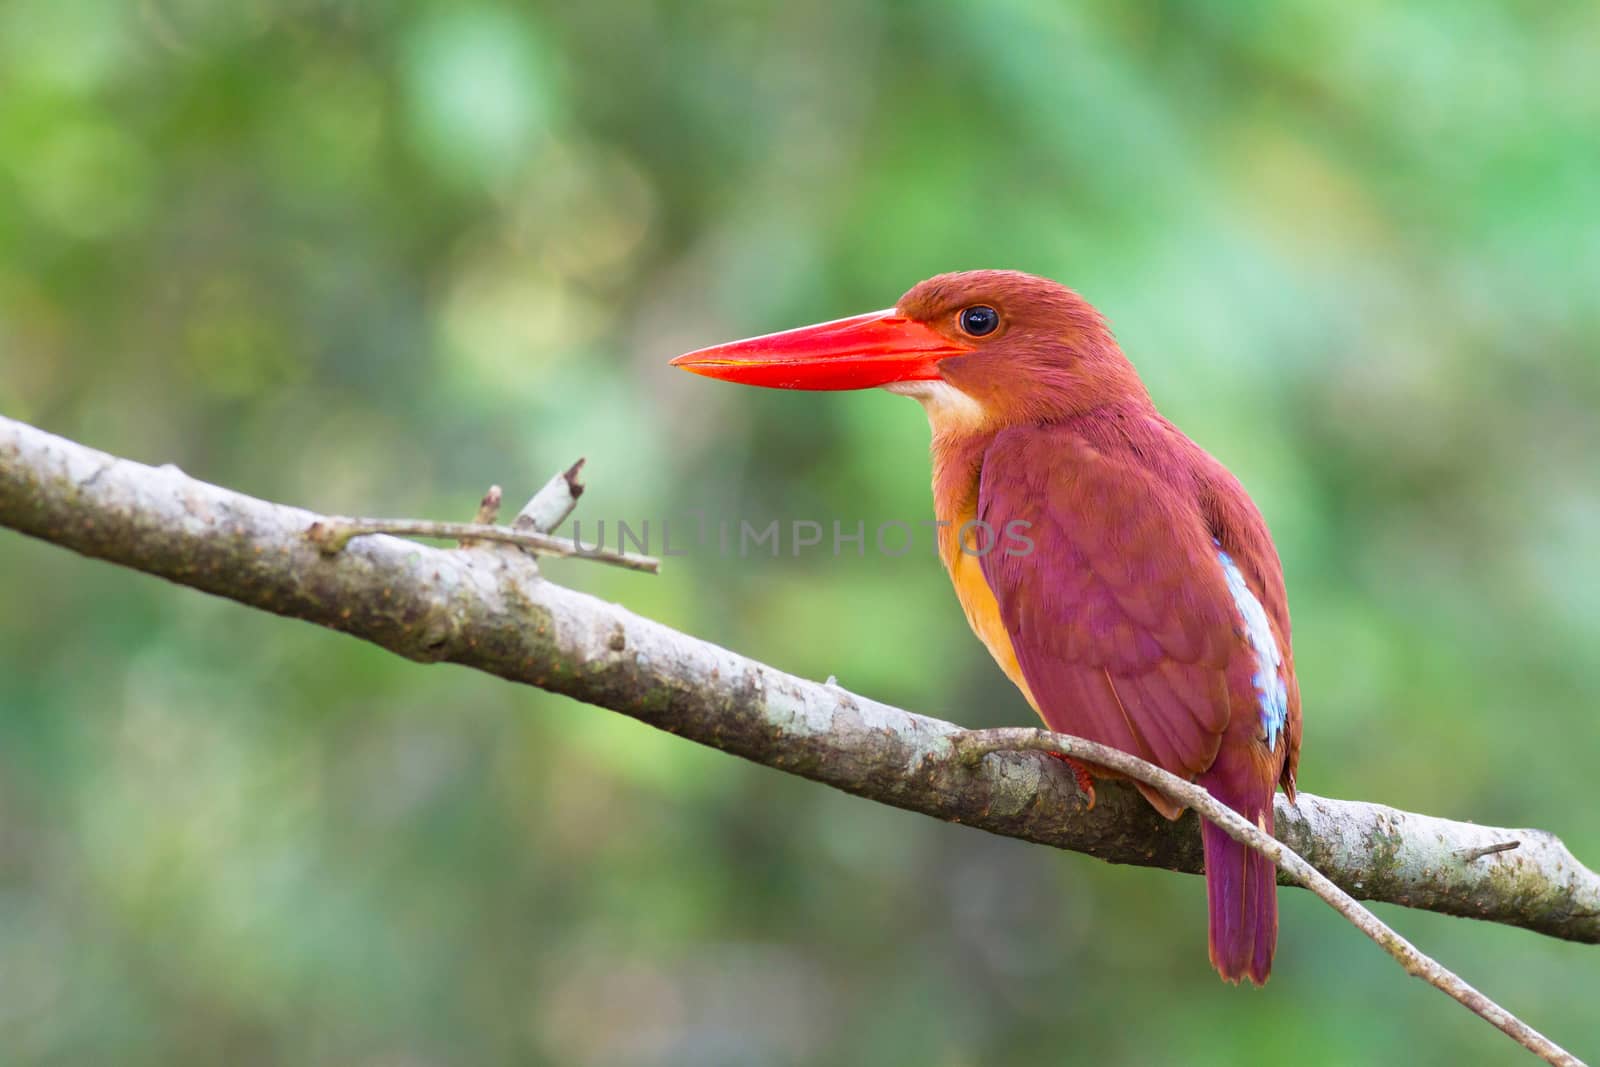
[1217,549,1288,750]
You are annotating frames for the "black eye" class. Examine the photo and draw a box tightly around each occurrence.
[958,305,999,336]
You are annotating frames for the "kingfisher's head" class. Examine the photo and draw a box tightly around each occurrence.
[671,269,1147,434]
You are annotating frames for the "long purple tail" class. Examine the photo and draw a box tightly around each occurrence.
[1199,763,1277,985]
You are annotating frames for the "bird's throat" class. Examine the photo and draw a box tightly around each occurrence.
[883,379,988,438]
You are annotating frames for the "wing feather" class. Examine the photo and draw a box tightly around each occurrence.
[977,426,1236,781]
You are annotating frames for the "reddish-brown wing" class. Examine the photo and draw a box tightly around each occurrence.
[977,425,1239,788]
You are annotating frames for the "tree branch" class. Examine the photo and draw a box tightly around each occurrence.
[951,729,1583,1066]
[1,415,1595,1062]
[306,516,658,572]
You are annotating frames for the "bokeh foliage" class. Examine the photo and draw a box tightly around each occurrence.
[2,1,1598,1063]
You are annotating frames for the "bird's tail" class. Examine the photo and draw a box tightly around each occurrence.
[1198,758,1278,985]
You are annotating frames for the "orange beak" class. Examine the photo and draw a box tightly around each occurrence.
[670,308,973,390]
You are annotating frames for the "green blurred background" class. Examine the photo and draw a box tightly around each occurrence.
[2,1,1597,1063]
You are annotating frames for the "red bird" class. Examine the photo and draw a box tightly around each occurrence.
[671,270,1301,984]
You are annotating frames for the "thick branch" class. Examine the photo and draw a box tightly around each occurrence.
[2,414,1597,948]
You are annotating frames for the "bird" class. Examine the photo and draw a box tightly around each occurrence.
[670,270,1301,984]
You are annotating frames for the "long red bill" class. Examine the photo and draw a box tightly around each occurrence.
[670,308,972,390]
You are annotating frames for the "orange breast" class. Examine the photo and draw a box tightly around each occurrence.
[937,498,1040,712]
[916,393,1041,715]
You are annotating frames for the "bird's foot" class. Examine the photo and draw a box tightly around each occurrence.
[1045,752,1097,809]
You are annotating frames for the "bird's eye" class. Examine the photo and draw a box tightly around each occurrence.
[958,305,1000,337]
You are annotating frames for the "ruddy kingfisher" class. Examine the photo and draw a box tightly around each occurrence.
[670,270,1301,984]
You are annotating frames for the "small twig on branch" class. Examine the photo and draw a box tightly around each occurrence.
[1459,841,1522,861]
[306,515,659,574]
[516,458,585,533]
[457,458,588,563]
[458,485,504,547]
[950,728,1584,1067]
[472,485,504,526]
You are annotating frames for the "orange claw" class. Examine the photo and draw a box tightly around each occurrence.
[1046,752,1097,809]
